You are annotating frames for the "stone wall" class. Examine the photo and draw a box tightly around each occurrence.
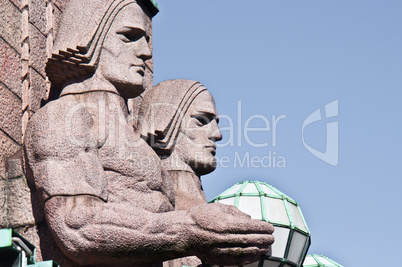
[0,0,154,253]
[0,0,72,247]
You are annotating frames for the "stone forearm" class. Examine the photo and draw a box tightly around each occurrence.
[45,195,195,265]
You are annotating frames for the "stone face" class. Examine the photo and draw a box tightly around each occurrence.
[138,79,222,176]
[29,23,47,77]
[0,84,22,144]
[0,38,22,98]
[29,0,47,34]
[0,0,21,53]
[143,65,154,92]
[145,13,153,72]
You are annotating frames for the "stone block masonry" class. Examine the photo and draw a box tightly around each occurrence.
[0,38,22,99]
[0,0,70,256]
[0,0,23,186]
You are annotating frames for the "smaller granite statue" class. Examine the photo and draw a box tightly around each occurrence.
[138,80,222,210]
[138,80,222,266]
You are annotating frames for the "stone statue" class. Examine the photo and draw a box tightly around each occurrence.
[24,0,275,266]
[139,80,222,211]
[138,79,222,266]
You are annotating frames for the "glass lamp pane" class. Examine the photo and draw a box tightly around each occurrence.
[303,256,317,265]
[262,260,281,267]
[223,184,242,196]
[318,257,335,265]
[217,197,235,206]
[238,196,262,220]
[269,226,289,258]
[287,231,307,264]
[266,198,289,225]
[260,185,279,196]
[288,203,307,232]
[242,183,259,194]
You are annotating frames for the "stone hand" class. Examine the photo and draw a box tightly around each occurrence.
[188,203,275,266]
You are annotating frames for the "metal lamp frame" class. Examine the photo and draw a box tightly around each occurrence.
[210,181,311,267]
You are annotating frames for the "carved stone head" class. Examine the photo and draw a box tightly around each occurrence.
[138,79,222,175]
[46,0,154,98]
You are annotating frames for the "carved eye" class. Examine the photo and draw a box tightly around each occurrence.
[117,28,145,43]
[194,115,212,126]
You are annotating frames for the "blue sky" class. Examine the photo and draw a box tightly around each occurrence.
[152,1,402,266]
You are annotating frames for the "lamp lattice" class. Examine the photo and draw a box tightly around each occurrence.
[209,181,311,267]
[302,254,343,267]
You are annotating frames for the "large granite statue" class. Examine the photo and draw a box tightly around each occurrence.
[24,0,274,266]
[138,80,222,266]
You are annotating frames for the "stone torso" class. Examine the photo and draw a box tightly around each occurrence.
[70,91,175,213]
[26,91,175,213]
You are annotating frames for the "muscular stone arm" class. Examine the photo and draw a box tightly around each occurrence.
[45,194,273,265]
[45,195,195,265]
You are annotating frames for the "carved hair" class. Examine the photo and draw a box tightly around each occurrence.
[46,0,141,90]
[138,79,207,154]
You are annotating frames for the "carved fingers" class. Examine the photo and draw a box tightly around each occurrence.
[188,203,275,266]
[190,203,274,234]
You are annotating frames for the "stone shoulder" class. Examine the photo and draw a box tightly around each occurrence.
[25,96,96,160]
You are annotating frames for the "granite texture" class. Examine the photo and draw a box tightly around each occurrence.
[29,23,47,77]
[0,179,6,226]
[52,0,70,12]
[0,131,20,180]
[0,0,21,53]
[7,148,23,179]
[0,174,35,229]
[0,38,22,98]
[29,67,47,112]
[9,0,22,11]
[52,3,62,37]
[3,176,35,228]
[0,83,22,144]
[29,0,47,34]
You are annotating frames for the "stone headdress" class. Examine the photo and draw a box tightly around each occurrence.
[46,0,157,90]
[138,79,207,154]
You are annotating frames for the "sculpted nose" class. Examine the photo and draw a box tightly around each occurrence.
[136,36,152,61]
[209,120,222,142]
